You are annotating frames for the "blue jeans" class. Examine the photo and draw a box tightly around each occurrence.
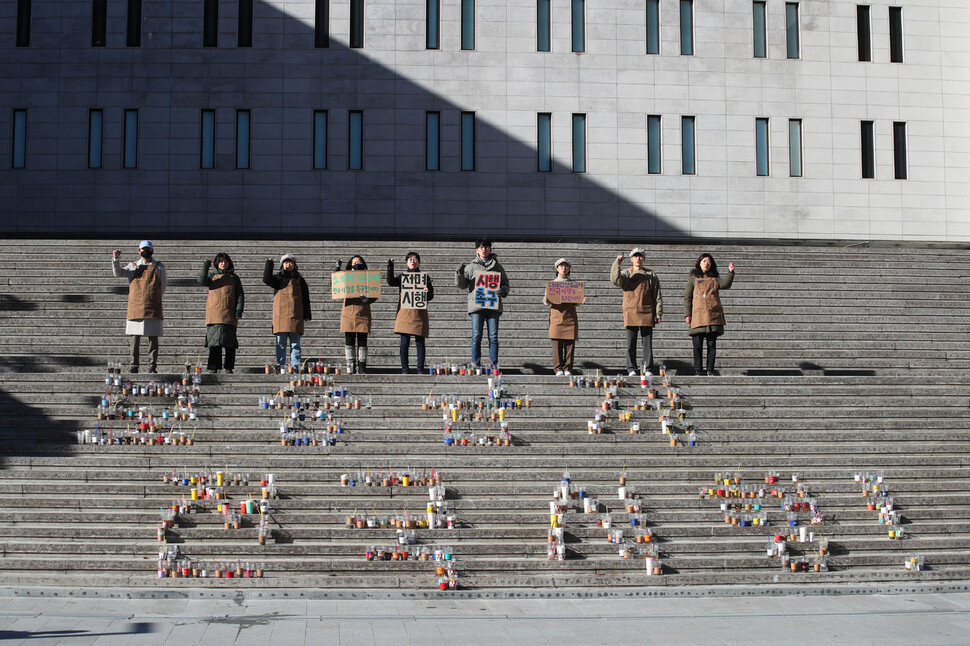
[469,311,500,367]
[275,332,302,367]
[399,334,426,371]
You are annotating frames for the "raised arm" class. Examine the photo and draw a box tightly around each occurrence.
[198,259,212,287]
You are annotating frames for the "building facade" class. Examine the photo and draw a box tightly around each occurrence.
[1,0,968,241]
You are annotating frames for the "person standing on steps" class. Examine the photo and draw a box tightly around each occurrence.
[610,248,663,377]
[198,253,244,374]
[456,237,510,373]
[684,253,735,376]
[543,258,585,376]
[388,252,434,374]
[338,255,374,374]
[112,241,166,374]
[263,254,311,371]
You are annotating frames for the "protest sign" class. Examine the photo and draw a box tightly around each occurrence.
[331,271,381,299]
[399,272,429,309]
[545,280,585,305]
[473,272,501,310]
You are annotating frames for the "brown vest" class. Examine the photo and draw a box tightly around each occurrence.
[549,303,578,340]
[273,277,304,334]
[205,273,238,326]
[690,276,725,327]
[621,273,655,327]
[126,262,163,320]
[394,307,429,337]
[340,298,372,334]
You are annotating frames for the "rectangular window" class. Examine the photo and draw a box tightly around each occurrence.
[788,119,802,177]
[426,111,440,171]
[679,0,693,56]
[88,109,103,169]
[889,6,903,63]
[313,110,328,170]
[201,110,215,169]
[893,121,907,180]
[461,112,475,171]
[235,109,250,170]
[753,1,766,58]
[647,114,661,174]
[681,116,695,175]
[123,109,138,169]
[16,0,32,47]
[857,5,871,62]
[785,3,799,59]
[861,120,874,179]
[12,110,27,169]
[571,113,586,173]
[350,0,363,48]
[315,0,329,48]
[537,0,550,52]
[92,0,107,47]
[646,0,659,54]
[203,0,218,47]
[461,0,474,50]
[126,0,141,47]
[571,0,584,53]
[537,113,551,172]
[427,0,440,49]
[238,0,253,47]
[755,117,769,176]
[349,110,363,170]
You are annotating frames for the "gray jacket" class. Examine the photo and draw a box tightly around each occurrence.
[455,254,510,314]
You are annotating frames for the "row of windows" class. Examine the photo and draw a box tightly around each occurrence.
[12,0,904,62]
[9,108,908,180]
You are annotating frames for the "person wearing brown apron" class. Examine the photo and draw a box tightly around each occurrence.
[610,248,663,376]
[339,255,374,374]
[684,253,735,375]
[112,240,166,373]
[263,254,311,369]
[388,252,434,374]
[198,252,244,373]
[543,258,585,376]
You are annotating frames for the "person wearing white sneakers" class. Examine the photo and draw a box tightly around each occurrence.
[112,241,166,374]
[543,258,585,376]
[610,248,662,376]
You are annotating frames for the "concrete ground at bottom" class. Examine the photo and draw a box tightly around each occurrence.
[1,591,970,645]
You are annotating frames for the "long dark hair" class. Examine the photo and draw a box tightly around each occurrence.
[691,253,719,278]
[345,256,367,270]
[213,252,234,271]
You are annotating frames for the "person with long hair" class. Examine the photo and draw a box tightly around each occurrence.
[387,252,434,374]
[339,255,374,374]
[684,253,736,375]
[198,252,244,373]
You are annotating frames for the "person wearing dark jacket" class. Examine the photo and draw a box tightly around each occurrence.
[198,253,244,373]
[684,253,735,375]
[387,252,434,374]
[338,255,374,374]
[263,254,311,369]
[455,237,510,371]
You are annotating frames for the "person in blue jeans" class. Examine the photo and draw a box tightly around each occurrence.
[455,238,510,372]
[263,254,311,370]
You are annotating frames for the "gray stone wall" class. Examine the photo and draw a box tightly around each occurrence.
[1,0,968,241]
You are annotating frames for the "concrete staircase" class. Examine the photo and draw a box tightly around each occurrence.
[0,240,968,591]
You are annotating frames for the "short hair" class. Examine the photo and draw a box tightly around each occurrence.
[405,251,421,262]
[475,237,493,249]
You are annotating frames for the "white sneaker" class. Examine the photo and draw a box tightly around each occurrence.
[555,370,564,377]
[563,370,572,377]
[628,370,637,377]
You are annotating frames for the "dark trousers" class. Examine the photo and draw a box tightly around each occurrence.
[552,339,575,372]
[344,332,368,348]
[625,326,653,371]
[207,347,236,371]
[129,335,158,371]
[399,334,426,371]
[692,333,717,374]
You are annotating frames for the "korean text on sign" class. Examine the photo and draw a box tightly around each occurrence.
[399,272,429,310]
[545,280,585,305]
[474,272,501,310]
[331,271,382,299]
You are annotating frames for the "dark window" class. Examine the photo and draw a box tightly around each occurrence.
[889,7,903,63]
[88,109,103,169]
[238,0,253,47]
[314,0,329,48]
[537,0,550,52]
[755,117,769,176]
[785,3,799,59]
[123,109,138,169]
[572,113,586,173]
[461,0,474,50]
[426,112,440,171]
[427,0,440,49]
[313,110,328,170]
[203,0,218,47]
[857,5,871,62]
[201,110,215,169]
[753,1,766,58]
[679,0,693,55]
[92,0,107,47]
[571,0,584,53]
[646,0,659,54]
[349,110,363,170]
[682,116,695,175]
[893,121,906,180]
[236,110,251,170]
[12,110,27,169]
[861,120,874,179]
[647,114,661,174]
[461,112,475,171]
[126,0,142,47]
[537,113,551,172]
[350,0,363,48]
[16,0,32,48]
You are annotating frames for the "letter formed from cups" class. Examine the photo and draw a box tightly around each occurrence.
[545,280,585,305]
[331,270,382,299]
[399,271,429,310]
[474,272,501,310]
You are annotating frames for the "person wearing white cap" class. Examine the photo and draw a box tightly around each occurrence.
[543,258,585,376]
[610,248,663,376]
[263,254,312,370]
[111,240,166,373]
